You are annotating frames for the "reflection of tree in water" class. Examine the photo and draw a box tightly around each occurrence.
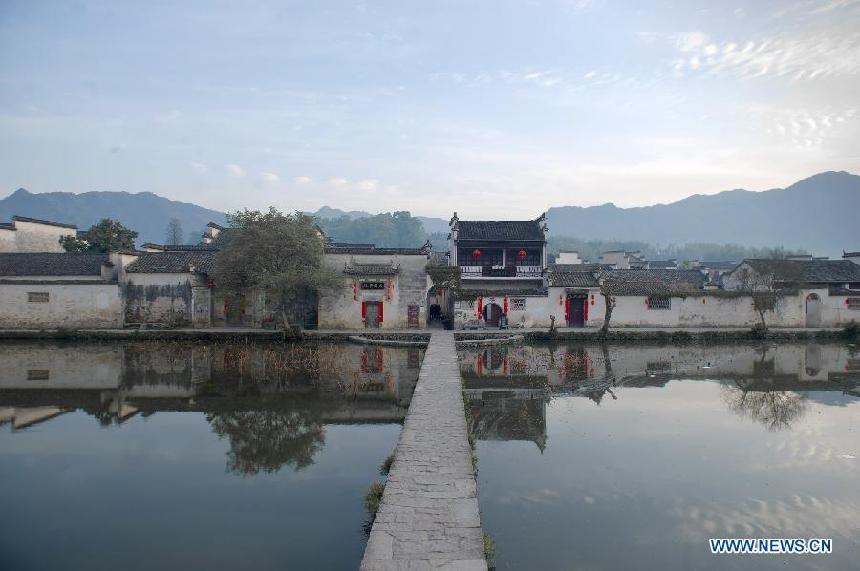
[207,407,325,475]
[720,383,807,431]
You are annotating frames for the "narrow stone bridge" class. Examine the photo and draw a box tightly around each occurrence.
[361,330,486,570]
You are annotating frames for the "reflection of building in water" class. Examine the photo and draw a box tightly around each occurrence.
[465,391,547,451]
[460,343,860,392]
[0,342,424,429]
[459,343,860,437]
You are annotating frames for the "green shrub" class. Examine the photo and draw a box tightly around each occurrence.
[365,480,385,518]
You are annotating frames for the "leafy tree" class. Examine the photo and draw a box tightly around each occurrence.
[212,207,341,329]
[165,217,183,245]
[316,211,426,247]
[59,218,138,252]
[207,408,325,475]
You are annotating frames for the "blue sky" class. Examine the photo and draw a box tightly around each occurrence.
[0,0,858,218]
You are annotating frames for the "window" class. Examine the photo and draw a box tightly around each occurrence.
[646,296,671,310]
[510,297,526,311]
[28,291,50,303]
[27,369,50,381]
[847,297,860,310]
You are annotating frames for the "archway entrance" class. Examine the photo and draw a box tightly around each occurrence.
[482,303,504,327]
[805,293,822,327]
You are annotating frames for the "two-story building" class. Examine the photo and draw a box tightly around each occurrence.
[448,213,555,328]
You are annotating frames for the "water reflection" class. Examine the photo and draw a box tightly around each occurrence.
[461,343,860,445]
[0,341,422,571]
[460,342,860,570]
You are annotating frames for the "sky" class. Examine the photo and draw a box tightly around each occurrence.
[0,0,858,219]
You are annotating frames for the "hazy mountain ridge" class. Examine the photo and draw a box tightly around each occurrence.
[1,171,856,254]
[0,188,227,244]
[544,171,859,256]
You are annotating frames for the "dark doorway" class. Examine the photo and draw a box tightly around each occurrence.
[483,303,504,327]
[365,302,381,328]
[568,295,587,328]
[224,296,245,327]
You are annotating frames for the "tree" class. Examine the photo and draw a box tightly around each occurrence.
[316,211,426,247]
[207,407,325,475]
[165,217,184,245]
[59,218,138,252]
[212,207,341,329]
[729,261,804,331]
[598,274,619,336]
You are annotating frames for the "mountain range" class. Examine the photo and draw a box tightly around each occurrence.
[1,171,857,255]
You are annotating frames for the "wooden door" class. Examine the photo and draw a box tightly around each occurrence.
[569,296,585,327]
[365,302,380,328]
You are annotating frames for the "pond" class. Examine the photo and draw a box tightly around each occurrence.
[0,341,424,571]
[461,342,860,570]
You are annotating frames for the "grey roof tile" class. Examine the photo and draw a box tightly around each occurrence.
[456,220,544,241]
[125,252,214,274]
[0,253,108,276]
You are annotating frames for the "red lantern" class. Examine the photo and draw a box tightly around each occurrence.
[518,249,527,260]
[472,249,481,259]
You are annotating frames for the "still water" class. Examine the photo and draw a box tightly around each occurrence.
[461,342,860,570]
[0,341,424,571]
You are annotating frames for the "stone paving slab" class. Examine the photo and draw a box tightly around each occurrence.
[361,331,486,571]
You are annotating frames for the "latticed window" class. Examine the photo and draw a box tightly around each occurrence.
[647,296,671,310]
[27,292,49,303]
[510,298,526,311]
[847,297,860,310]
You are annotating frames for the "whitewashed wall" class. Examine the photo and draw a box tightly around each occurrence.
[0,283,122,328]
[319,253,429,329]
[0,220,76,253]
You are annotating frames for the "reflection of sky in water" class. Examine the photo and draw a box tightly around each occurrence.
[0,412,399,571]
[476,379,860,570]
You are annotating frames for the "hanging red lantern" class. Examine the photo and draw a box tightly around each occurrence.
[472,248,481,259]
[518,249,527,260]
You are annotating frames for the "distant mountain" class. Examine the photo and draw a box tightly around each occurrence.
[0,188,227,245]
[546,171,860,257]
[3,171,856,254]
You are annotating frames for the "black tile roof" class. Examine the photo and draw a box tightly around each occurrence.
[647,260,679,269]
[142,243,219,252]
[343,264,399,276]
[601,269,706,296]
[10,215,78,229]
[547,271,600,288]
[744,259,860,284]
[324,245,429,255]
[0,253,108,276]
[456,220,544,241]
[702,261,739,270]
[125,252,215,274]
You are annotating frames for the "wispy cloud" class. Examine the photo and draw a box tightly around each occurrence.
[225,164,245,178]
[671,29,860,80]
[258,171,279,184]
[328,177,348,187]
[293,176,313,184]
[189,161,208,173]
[356,179,379,191]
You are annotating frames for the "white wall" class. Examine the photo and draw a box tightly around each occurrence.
[0,220,76,253]
[319,253,429,329]
[0,283,122,328]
